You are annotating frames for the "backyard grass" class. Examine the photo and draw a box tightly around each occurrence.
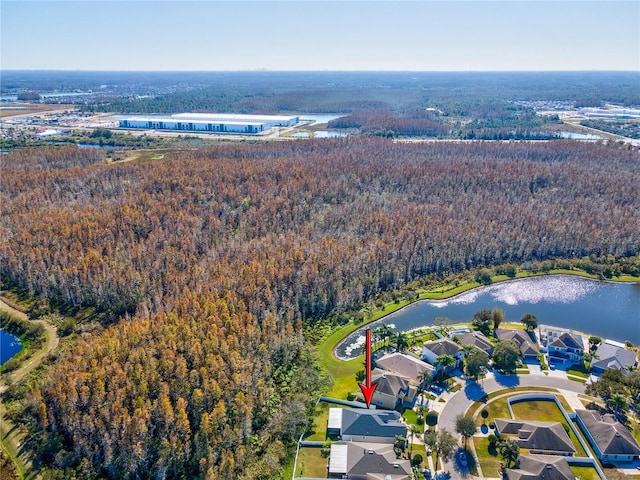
[569,465,601,480]
[403,408,418,425]
[296,447,329,478]
[305,402,332,441]
[472,436,502,478]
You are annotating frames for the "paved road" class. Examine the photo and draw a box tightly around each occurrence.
[433,368,587,480]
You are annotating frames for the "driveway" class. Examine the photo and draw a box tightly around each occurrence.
[434,369,587,480]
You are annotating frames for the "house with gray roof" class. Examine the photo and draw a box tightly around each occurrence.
[494,419,576,456]
[375,352,434,386]
[506,454,576,480]
[542,327,585,368]
[327,407,406,443]
[575,409,640,463]
[328,441,411,479]
[365,369,417,410]
[590,340,637,376]
[496,329,539,362]
[422,338,463,367]
[452,330,494,355]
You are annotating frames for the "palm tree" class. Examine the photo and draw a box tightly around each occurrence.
[395,332,409,352]
[417,369,432,393]
[607,392,627,417]
[409,424,422,457]
[498,438,519,468]
[393,434,406,457]
[435,354,456,372]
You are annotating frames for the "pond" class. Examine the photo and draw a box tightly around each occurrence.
[0,329,22,365]
[335,275,640,359]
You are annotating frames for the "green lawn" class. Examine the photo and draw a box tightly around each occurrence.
[569,465,601,480]
[296,447,329,478]
[403,408,418,425]
[305,402,333,441]
[472,436,502,478]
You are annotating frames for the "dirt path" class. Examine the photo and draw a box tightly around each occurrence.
[1,297,59,479]
[0,299,59,393]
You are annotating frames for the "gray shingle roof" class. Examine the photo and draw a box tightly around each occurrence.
[506,454,576,480]
[329,441,411,478]
[375,352,434,383]
[423,338,461,356]
[591,341,637,374]
[340,407,407,439]
[453,331,494,353]
[496,329,539,357]
[494,419,576,454]
[576,409,640,456]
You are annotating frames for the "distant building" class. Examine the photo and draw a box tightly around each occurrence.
[575,409,640,463]
[328,441,411,480]
[590,340,637,376]
[506,454,576,480]
[118,112,299,134]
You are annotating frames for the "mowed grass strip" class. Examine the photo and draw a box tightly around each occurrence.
[569,465,601,480]
[472,437,502,478]
[296,447,329,478]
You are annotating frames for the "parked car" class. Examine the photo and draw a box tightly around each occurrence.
[457,451,468,467]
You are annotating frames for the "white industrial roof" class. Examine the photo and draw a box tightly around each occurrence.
[328,408,343,431]
[122,116,266,126]
[329,443,348,474]
[172,112,298,122]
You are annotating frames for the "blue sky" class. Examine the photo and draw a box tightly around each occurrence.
[1,1,638,71]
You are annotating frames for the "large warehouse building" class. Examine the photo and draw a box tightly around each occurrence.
[119,113,299,134]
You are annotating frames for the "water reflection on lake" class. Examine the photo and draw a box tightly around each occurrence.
[335,275,640,359]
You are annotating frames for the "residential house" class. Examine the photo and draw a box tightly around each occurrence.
[494,419,576,456]
[327,408,407,443]
[575,409,640,463]
[542,328,585,368]
[328,441,411,480]
[421,338,463,368]
[590,340,637,376]
[505,454,576,480]
[452,330,494,355]
[496,329,539,362]
[366,369,417,409]
[375,352,435,387]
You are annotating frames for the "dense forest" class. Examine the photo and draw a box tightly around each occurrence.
[1,139,639,478]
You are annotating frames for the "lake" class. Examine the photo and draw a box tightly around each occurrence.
[335,275,640,359]
[0,329,22,365]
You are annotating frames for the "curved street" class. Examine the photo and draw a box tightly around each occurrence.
[432,365,587,479]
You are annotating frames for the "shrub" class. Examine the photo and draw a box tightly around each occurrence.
[481,409,489,420]
[426,410,439,427]
[2,357,20,373]
[412,453,423,467]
